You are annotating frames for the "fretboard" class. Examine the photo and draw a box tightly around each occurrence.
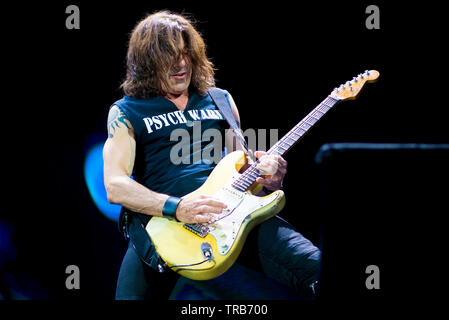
[231,95,339,192]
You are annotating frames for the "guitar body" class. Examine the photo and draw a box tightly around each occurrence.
[146,150,286,280]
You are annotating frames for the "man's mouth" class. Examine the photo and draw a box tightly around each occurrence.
[171,70,187,79]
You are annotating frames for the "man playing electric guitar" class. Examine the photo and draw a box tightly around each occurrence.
[103,11,321,299]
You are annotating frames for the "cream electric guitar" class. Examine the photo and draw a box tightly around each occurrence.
[146,70,380,280]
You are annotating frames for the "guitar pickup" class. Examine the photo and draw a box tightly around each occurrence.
[183,223,209,237]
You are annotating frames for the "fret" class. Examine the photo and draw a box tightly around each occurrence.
[311,111,321,119]
[271,145,285,155]
[233,167,259,190]
[322,98,334,107]
[317,105,330,113]
[304,117,316,125]
[232,180,246,189]
[240,175,251,183]
[310,111,323,120]
[328,96,338,103]
[237,174,252,184]
[325,98,338,107]
[277,144,288,152]
[282,139,291,147]
[279,137,290,145]
[312,109,324,117]
[300,122,311,130]
[250,166,260,175]
[232,184,246,192]
[243,170,254,185]
[284,135,296,144]
[288,129,301,138]
[239,182,251,190]
[246,168,258,176]
[242,167,258,178]
[282,139,292,147]
[292,127,306,136]
[289,129,303,137]
[321,101,331,108]
[269,149,282,156]
[284,133,299,143]
[246,171,259,180]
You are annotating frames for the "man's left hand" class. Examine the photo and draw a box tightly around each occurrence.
[253,151,287,191]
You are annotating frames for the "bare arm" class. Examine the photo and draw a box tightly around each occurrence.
[103,105,168,216]
[103,105,226,223]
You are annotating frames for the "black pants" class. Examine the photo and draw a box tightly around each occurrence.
[115,215,321,299]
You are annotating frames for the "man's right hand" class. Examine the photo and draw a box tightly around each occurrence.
[175,194,227,224]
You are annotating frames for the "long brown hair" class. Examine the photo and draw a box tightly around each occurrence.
[121,11,215,98]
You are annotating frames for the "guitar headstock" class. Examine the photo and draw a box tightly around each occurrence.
[330,70,379,101]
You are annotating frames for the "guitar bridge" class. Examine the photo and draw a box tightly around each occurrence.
[183,223,209,238]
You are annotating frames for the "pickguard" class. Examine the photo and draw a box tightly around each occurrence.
[207,184,280,255]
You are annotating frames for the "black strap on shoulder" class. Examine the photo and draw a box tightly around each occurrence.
[208,88,248,151]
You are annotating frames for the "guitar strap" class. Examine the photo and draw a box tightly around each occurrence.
[207,88,248,151]
[124,210,165,271]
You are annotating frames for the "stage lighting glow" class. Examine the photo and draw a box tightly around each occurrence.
[84,143,121,221]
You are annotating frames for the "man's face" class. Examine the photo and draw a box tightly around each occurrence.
[164,54,192,96]
[163,37,192,96]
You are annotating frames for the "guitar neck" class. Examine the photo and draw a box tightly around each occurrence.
[231,95,339,192]
[267,95,339,156]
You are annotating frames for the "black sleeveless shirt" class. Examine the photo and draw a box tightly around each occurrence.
[111,88,232,224]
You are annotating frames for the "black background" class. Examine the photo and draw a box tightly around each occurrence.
[1,0,447,309]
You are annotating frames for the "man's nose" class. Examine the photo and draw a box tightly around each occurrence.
[173,55,187,69]
[176,56,186,68]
